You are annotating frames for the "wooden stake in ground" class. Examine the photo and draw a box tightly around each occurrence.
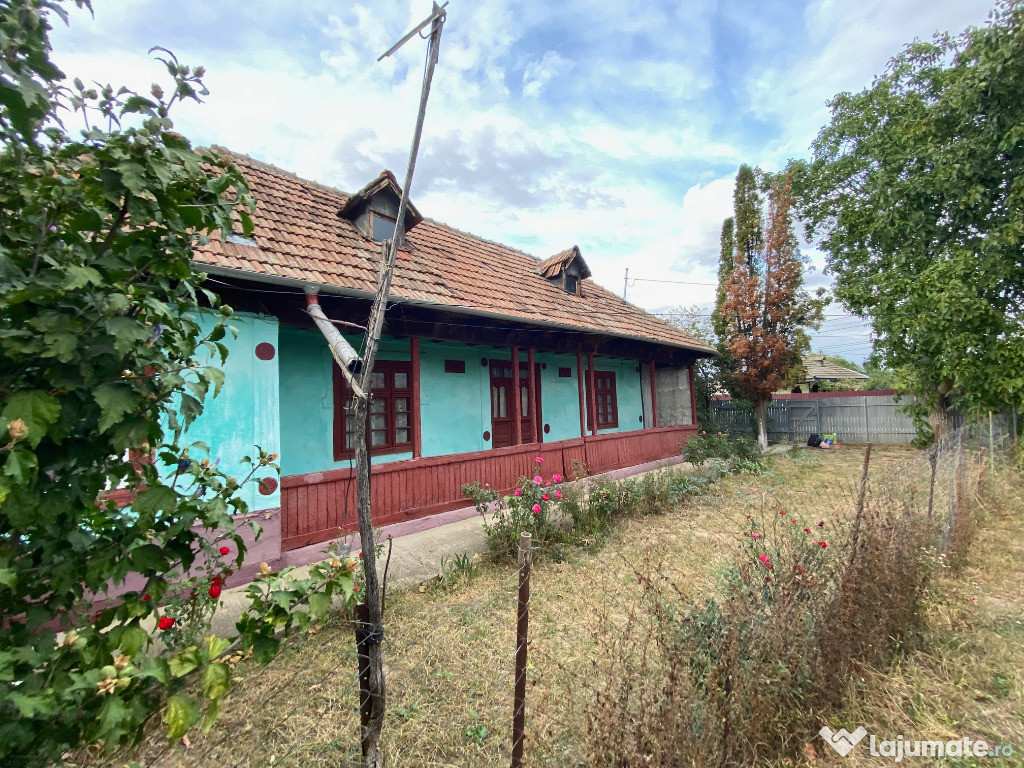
[511,531,533,768]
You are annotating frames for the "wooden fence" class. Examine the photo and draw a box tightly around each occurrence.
[712,392,917,445]
[279,425,696,550]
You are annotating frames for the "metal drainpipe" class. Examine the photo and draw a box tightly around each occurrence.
[304,289,363,374]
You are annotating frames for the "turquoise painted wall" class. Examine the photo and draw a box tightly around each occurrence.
[593,358,645,435]
[278,327,411,476]
[184,313,281,513]
[419,342,491,457]
[275,330,649,474]
[536,352,585,444]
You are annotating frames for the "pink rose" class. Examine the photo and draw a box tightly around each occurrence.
[554,490,562,499]
[532,504,541,514]
[552,473,563,483]
[514,488,522,497]
[533,475,543,484]
[534,456,544,464]
[542,494,550,501]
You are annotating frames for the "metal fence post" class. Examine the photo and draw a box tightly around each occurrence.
[864,395,870,443]
[511,531,533,768]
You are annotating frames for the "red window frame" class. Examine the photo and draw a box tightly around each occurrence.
[333,361,414,460]
[586,371,619,430]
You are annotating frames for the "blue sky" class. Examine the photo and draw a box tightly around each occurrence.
[51,0,996,363]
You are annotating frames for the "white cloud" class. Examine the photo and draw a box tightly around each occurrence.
[522,50,572,98]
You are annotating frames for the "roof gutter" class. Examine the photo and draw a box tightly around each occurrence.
[198,263,717,357]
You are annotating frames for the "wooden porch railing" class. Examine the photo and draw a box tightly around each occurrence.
[279,425,696,550]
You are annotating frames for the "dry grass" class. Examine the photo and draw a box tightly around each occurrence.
[819,469,1024,768]
[74,443,1022,768]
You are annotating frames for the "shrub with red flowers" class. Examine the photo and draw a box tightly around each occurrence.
[462,458,566,561]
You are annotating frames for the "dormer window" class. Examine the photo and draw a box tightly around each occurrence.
[537,245,592,296]
[338,170,423,248]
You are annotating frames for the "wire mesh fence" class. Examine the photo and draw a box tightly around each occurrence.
[71,415,1016,768]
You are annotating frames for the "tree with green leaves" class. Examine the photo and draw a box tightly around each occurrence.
[712,217,735,340]
[720,171,825,451]
[793,0,1024,439]
[0,2,356,762]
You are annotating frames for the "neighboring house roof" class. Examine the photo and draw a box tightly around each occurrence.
[194,149,715,356]
[801,355,869,381]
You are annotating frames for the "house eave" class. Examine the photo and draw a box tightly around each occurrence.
[197,264,716,358]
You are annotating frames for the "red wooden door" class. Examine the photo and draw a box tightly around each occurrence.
[490,361,542,448]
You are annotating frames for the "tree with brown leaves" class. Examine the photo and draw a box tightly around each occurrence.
[720,171,825,451]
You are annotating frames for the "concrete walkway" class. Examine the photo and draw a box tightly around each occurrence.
[208,453,695,637]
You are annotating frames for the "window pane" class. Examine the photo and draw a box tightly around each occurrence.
[371,398,386,413]
[372,215,396,242]
[372,372,386,389]
[371,414,386,430]
[394,372,408,389]
[498,386,507,417]
[396,429,409,444]
[491,386,499,418]
[395,397,409,413]
[521,386,529,417]
[395,413,409,428]
[371,430,388,446]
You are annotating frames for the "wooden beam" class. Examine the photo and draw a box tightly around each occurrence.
[688,364,698,428]
[587,353,597,436]
[527,347,538,442]
[649,360,658,428]
[511,346,522,446]
[576,352,586,437]
[411,337,422,458]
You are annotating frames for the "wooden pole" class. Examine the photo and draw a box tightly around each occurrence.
[527,347,538,443]
[511,346,522,446]
[411,337,422,459]
[587,354,597,436]
[576,352,585,438]
[648,360,658,428]
[510,531,532,768]
[989,411,995,481]
[687,364,697,428]
[350,8,446,765]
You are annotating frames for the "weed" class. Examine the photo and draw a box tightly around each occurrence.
[462,710,489,744]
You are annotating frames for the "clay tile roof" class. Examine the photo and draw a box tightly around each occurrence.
[801,355,869,380]
[195,148,716,356]
[537,245,592,280]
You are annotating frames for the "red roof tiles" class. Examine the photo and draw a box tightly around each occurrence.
[194,149,715,355]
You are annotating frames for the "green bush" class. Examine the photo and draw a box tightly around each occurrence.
[461,458,568,561]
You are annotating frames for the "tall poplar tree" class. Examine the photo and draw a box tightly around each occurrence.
[712,217,735,339]
[720,172,825,451]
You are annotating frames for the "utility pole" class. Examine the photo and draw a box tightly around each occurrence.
[308,5,448,766]
[623,267,628,300]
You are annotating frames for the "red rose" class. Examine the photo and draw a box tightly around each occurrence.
[804,528,811,533]
[219,546,230,555]
[208,585,222,599]
[142,594,151,602]
[158,616,175,630]
[212,577,224,587]
[353,584,359,592]
[819,541,827,549]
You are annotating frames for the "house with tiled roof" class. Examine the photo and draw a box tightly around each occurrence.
[790,355,869,392]
[186,149,715,570]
